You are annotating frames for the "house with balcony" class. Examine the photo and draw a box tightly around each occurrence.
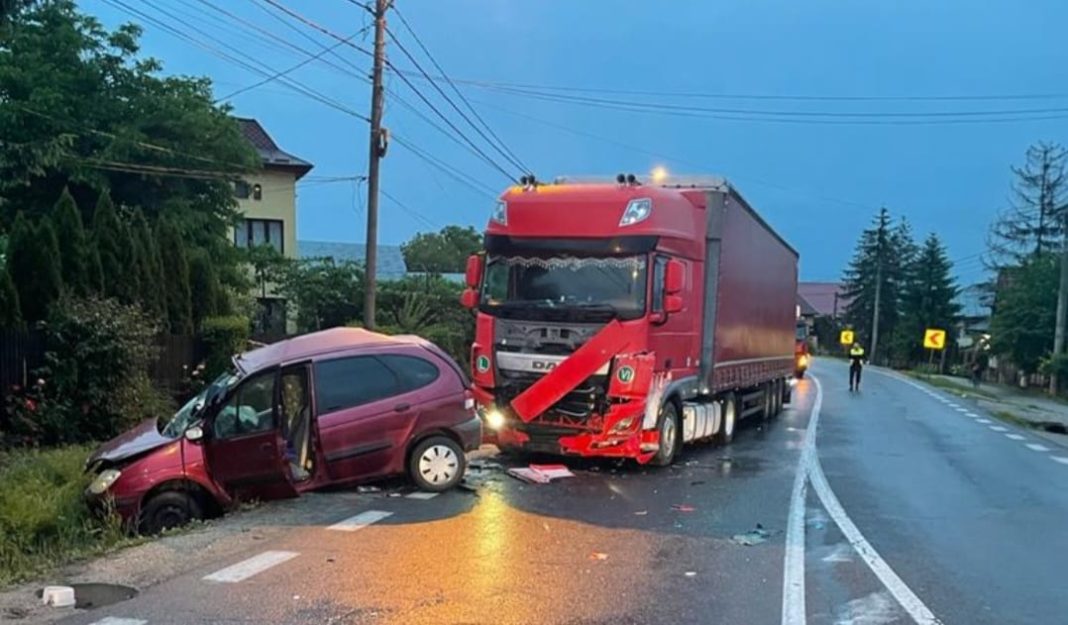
[233,117,313,335]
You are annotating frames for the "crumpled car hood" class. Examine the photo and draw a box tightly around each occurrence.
[88,418,174,466]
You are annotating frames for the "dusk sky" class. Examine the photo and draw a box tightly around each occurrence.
[84,0,1068,283]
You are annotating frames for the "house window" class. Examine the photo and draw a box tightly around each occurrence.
[234,181,251,199]
[234,218,284,253]
[252,183,262,200]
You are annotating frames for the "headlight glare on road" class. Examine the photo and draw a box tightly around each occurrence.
[88,469,121,495]
[484,409,505,430]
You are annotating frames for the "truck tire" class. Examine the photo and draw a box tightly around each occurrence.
[761,383,774,422]
[783,379,793,405]
[140,491,203,535]
[650,401,680,467]
[716,394,737,445]
[776,380,785,415]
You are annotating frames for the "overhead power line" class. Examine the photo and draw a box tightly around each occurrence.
[387,4,530,174]
[393,71,1068,103]
[260,0,518,182]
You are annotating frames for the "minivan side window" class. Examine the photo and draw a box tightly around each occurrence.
[314,356,400,414]
[380,354,441,393]
[213,370,275,439]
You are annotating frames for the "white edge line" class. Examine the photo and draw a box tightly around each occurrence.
[89,619,148,625]
[327,509,393,531]
[203,550,298,583]
[1005,434,1026,441]
[1051,456,1068,465]
[781,376,819,625]
[1026,443,1051,452]
[988,426,1008,432]
[806,374,943,625]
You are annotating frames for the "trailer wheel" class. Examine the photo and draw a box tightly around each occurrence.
[772,380,783,417]
[650,401,680,467]
[783,379,793,405]
[716,394,737,445]
[761,384,774,422]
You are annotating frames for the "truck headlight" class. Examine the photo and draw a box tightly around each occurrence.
[483,409,505,430]
[87,469,122,495]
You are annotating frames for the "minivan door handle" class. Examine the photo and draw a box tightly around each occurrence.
[393,403,411,413]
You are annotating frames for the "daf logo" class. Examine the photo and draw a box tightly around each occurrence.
[531,360,558,371]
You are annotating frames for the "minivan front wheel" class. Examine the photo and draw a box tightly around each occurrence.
[410,436,466,492]
[140,491,203,534]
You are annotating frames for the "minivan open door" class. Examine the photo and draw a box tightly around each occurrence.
[203,367,297,502]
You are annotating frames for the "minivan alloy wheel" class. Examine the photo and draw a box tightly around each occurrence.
[418,444,459,485]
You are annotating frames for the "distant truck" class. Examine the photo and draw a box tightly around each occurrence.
[459,174,798,465]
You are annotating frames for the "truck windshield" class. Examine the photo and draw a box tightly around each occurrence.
[481,255,648,320]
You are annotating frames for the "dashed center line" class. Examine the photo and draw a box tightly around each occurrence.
[976,419,992,424]
[327,509,393,531]
[1005,434,1026,441]
[963,412,979,417]
[988,426,1008,432]
[406,491,439,500]
[203,550,298,583]
[1026,443,1051,453]
[1052,456,1068,465]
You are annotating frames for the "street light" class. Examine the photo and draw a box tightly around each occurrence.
[651,166,668,184]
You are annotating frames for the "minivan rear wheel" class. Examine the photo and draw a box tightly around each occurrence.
[140,491,203,535]
[409,436,466,492]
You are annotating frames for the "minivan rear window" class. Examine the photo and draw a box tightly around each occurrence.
[380,354,440,393]
[315,356,399,414]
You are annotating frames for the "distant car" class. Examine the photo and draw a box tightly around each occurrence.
[85,328,480,534]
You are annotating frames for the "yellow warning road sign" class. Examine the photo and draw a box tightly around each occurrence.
[924,328,947,350]
[839,330,855,345]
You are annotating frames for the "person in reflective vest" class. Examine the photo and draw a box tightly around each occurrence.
[849,343,866,392]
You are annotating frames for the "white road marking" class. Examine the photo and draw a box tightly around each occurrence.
[821,543,854,564]
[988,426,1008,432]
[976,419,992,424]
[834,591,901,625]
[326,509,393,531]
[1005,434,1026,441]
[1026,443,1051,452]
[963,412,978,417]
[1052,456,1068,465]
[804,374,943,625]
[406,491,439,500]
[781,395,816,625]
[203,550,298,583]
[954,408,969,413]
[89,619,148,625]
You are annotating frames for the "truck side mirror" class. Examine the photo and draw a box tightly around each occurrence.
[465,254,483,289]
[664,294,683,314]
[460,288,478,309]
[665,259,684,294]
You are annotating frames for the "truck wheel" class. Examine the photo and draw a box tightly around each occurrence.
[140,491,203,535]
[783,379,793,405]
[409,436,466,491]
[716,394,737,445]
[770,380,782,416]
[650,402,680,467]
[761,384,774,422]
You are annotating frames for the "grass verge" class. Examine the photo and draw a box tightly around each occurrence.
[0,445,141,587]
[905,372,1000,400]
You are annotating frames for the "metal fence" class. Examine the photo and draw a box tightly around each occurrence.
[0,330,206,399]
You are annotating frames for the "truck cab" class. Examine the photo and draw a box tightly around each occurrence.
[460,175,797,466]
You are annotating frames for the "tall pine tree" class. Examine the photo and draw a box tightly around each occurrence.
[0,265,21,329]
[6,212,63,323]
[986,142,1068,269]
[188,251,221,330]
[893,233,961,366]
[93,191,136,303]
[129,209,166,323]
[157,219,193,334]
[52,187,92,294]
[990,254,1058,374]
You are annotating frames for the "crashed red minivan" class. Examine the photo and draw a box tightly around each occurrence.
[85,328,480,533]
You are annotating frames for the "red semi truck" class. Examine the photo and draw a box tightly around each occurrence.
[459,175,798,465]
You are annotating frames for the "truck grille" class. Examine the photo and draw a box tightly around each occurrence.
[497,369,607,429]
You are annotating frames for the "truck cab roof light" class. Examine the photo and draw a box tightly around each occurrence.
[491,201,507,225]
[619,198,652,226]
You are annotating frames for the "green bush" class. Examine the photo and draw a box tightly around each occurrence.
[201,315,250,378]
[377,276,472,368]
[0,445,130,586]
[2,296,170,447]
[1040,353,1068,379]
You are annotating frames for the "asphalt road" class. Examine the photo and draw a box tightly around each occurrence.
[48,360,1068,625]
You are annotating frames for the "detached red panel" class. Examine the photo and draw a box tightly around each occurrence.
[511,320,630,422]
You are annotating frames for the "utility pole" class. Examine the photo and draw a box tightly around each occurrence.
[1051,221,1068,394]
[870,261,882,363]
[362,0,389,330]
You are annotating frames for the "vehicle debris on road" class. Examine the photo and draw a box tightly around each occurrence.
[671,503,696,512]
[506,464,575,484]
[731,524,772,546]
[589,552,609,561]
